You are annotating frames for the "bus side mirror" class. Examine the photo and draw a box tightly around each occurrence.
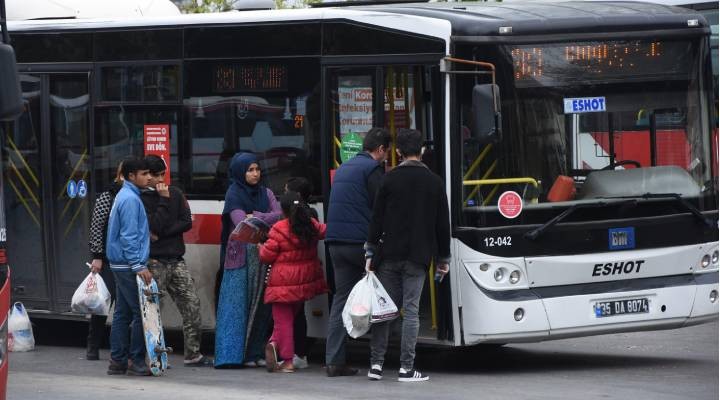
[471,84,502,144]
[0,43,22,122]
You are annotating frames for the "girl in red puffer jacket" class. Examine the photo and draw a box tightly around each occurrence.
[260,191,328,373]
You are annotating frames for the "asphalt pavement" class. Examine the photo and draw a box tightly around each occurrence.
[6,320,718,400]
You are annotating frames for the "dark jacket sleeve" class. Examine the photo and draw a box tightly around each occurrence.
[145,194,171,236]
[435,179,451,264]
[162,188,193,236]
[88,191,113,259]
[366,166,384,209]
[366,177,388,249]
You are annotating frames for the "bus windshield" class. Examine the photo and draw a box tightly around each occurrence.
[458,37,718,228]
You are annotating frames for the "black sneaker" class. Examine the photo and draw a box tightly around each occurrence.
[86,346,99,361]
[107,360,127,375]
[367,364,383,381]
[398,369,429,382]
[127,363,152,376]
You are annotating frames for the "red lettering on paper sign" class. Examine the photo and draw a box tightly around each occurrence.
[498,191,523,219]
[144,124,171,184]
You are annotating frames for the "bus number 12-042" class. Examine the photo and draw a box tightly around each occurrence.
[484,236,512,247]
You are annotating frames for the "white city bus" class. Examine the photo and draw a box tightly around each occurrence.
[3,0,717,346]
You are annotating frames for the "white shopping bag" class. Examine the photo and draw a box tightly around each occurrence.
[71,272,112,316]
[368,272,399,323]
[8,302,34,352]
[342,274,373,338]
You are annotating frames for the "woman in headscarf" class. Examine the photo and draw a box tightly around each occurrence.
[215,152,282,368]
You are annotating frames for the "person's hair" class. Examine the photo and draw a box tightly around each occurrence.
[144,154,167,174]
[362,127,391,152]
[114,159,127,183]
[396,129,423,157]
[120,157,148,180]
[281,191,318,245]
[285,177,313,202]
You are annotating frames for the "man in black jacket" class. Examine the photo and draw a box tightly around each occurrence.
[365,129,450,383]
[141,155,212,367]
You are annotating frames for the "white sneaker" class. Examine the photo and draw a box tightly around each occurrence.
[398,368,429,382]
[367,364,383,381]
[292,355,308,369]
[256,359,267,367]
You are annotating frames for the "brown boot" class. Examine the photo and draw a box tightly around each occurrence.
[277,360,295,373]
[265,342,278,373]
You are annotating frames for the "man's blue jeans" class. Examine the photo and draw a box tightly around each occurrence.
[110,270,145,366]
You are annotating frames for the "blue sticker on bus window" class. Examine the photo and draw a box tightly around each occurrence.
[608,227,635,250]
[67,180,77,199]
[77,180,87,198]
[563,97,606,114]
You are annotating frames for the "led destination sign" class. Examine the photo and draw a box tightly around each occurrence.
[213,64,288,92]
[508,40,693,86]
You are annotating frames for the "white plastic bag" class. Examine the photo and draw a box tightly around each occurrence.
[342,274,373,338]
[8,302,34,352]
[369,272,399,323]
[71,272,111,315]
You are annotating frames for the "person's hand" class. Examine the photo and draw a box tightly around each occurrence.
[137,269,153,285]
[246,213,254,219]
[89,259,103,274]
[150,232,159,242]
[157,183,170,198]
[436,263,449,278]
[365,258,374,273]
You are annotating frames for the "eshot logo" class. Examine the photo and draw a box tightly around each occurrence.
[563,97,606,114]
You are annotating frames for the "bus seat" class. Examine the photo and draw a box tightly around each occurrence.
[547,175,576,202]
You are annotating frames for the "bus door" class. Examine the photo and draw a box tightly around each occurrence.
[1,72,91,312]
[324,64,449,342]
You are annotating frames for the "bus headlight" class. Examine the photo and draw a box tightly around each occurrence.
[710,290,718,303]
[514,308,524,321]
[494,268,505,282]
[712,251,718,265]
[479,263,489,272]
[509,270,521,284]
[701,254,711,268]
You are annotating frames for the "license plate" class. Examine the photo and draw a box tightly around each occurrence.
[594,298,649,318]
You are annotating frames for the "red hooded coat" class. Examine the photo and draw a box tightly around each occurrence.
[260,218,329,304]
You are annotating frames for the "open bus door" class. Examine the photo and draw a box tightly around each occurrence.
[0,0,23,397]
[0,267,9,400]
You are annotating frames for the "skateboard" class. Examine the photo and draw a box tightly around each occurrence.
[136,276,172,376]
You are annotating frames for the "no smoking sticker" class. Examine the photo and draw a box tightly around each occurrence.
[498,191,523,219]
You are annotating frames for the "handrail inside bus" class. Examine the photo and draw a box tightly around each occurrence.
[442,57,498,111]
[463,177,539,204]
[463,143,493,181]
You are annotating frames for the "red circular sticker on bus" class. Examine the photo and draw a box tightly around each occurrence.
[498,191,523,219]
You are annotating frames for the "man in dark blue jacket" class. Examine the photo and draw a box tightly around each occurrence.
[106,157,154,376]
[325,127,390,377]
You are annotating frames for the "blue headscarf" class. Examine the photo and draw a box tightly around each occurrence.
[222,152,269,215]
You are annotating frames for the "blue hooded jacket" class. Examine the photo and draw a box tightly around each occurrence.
[107,181,150,272]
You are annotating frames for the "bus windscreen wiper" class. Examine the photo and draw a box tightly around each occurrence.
[524,199,638,241]
[596,192,716,228]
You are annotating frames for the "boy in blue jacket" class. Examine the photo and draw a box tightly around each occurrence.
[106,157,154,376]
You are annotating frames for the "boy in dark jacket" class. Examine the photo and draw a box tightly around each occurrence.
[365,128,451,383]
[141,155,212,367]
